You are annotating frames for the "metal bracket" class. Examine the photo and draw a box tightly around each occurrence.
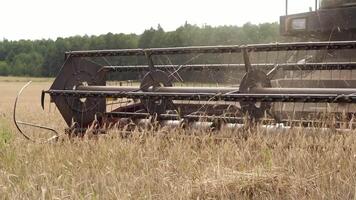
[242,48,252,72]
[145,51,155,71]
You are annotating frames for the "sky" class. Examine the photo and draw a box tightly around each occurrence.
[0,0,317,41]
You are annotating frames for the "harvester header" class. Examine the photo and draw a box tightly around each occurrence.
[31,40,356,135]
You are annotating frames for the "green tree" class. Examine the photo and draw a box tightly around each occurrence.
[0,61,9,76]
[12,52,43,76]
[0,22,281,77]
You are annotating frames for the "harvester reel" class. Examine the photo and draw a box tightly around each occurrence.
[40,41,356,134]
[140,70,173,115]
[239,69,273,120]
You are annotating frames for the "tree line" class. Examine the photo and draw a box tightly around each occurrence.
[0,22,280,77]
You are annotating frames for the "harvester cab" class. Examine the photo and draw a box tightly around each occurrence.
[281,0,356,41]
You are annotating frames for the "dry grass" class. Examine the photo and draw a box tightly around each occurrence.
[0,76,53,83]
[0,78,356,199]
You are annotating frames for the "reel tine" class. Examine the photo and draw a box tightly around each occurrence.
[266,65,280,80]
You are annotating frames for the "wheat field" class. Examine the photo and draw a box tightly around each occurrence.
[0,79,356,199]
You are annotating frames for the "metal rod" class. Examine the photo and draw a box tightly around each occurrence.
[77,86,138,92]
[16,121,59,137]
[76,85,356,95]
[103,62,356,72]
[243,49,252,72]
[14,81,59,142]
[251,88,356,95]
[106,112,244,123]
[45,89,356,103]
[13,81,33,141]
[103,64,251,72]
[76,85,238,93]
[65,41,356,58]
[105,112,351,126]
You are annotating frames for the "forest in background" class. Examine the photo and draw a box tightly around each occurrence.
[0,22,280,77]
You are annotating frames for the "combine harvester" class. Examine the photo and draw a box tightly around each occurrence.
[13,0,356,140]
